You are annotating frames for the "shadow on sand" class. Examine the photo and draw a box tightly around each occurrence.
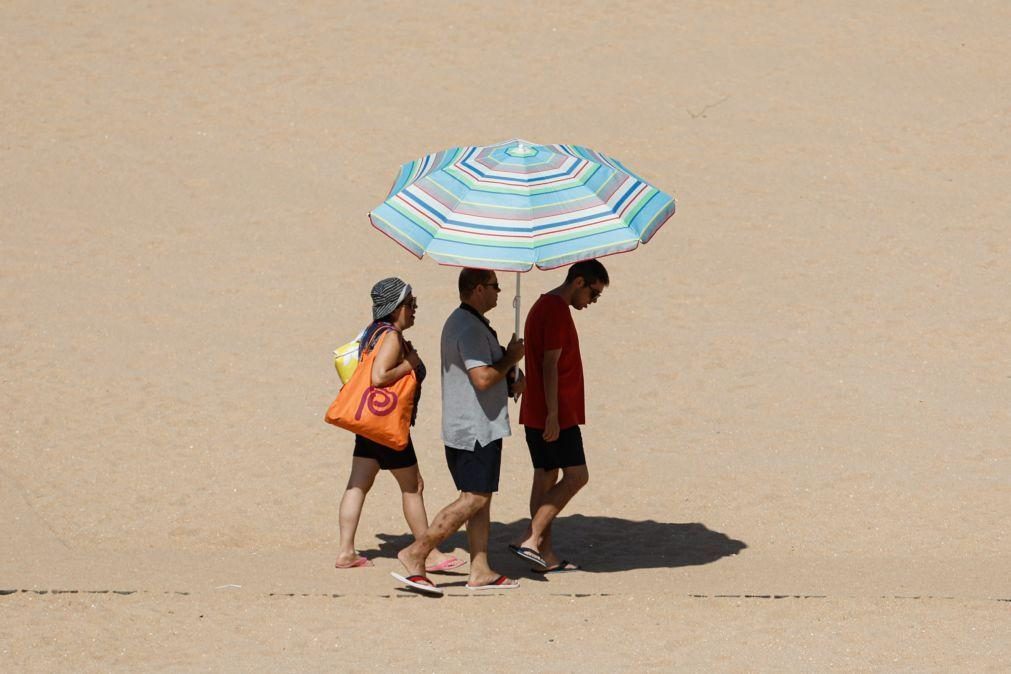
[369,514,746,574]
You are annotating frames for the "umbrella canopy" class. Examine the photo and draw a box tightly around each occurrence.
[369,138,676,272]
[369,138,676,334]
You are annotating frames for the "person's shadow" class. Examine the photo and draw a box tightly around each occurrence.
[370,515,746,574]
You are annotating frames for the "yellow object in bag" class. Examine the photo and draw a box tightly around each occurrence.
[333,329,365,385]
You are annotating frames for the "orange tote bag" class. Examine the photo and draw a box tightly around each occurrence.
[324,329,416,450]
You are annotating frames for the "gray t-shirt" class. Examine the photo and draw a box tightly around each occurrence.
[440,306,511,450]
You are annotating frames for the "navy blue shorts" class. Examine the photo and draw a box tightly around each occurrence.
[524,425,586,470]
[444,439,502,494]
[353,434,418,470]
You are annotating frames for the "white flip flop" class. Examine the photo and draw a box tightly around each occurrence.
[390,572,444,596]
[465,575,520,591]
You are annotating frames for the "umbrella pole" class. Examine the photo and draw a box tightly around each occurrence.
[513,271,521,338]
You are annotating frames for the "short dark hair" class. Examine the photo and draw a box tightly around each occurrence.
[458,267,495,297]
[565,259,609,286]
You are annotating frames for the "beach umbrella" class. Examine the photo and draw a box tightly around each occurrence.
[369,138,676,335]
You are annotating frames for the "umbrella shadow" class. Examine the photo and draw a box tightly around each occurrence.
[369,514,746,573]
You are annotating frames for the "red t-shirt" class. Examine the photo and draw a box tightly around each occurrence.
[519,293,585,429]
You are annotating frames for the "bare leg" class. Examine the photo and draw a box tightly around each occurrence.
[336,457,380,566]
[397,492,488,576]
[465,496,513,586]
[518,465,589,560]
[390,465,456,568]
[534,471,560,566]
[513,468,558,555]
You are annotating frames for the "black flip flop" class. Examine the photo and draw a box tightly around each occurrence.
[533,560,581,574]
[508,544,547,568]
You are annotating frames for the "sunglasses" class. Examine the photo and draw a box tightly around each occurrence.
[481,282,501,292]
[588,286,603,300]
[400,297,418,309]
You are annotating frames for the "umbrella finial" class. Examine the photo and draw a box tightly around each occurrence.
[507,141,537,158]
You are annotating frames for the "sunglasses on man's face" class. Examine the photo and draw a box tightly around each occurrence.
[482,282,501,292]
[587,286,603,301]
[401,297,418,309]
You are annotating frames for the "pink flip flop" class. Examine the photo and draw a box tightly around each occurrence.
[425,555,466,573]
[334,555,373,569]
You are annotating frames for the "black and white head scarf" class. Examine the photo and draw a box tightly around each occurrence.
[370,277,411,320]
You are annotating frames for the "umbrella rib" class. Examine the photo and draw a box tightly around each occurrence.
[535,238,641,269]
[369,213,426,258]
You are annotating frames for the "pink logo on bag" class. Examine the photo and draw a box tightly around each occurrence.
[355,386,399,420]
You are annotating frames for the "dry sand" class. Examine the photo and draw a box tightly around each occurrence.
[2,1,1009,671]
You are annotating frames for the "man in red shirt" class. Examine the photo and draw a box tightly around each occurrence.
[510,259,609,573]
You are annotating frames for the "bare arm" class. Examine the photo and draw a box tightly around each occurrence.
[370,332,418,387]
[467,334,524,392]
[542,348,561,441]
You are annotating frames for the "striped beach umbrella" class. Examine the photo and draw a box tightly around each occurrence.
[369,138,676,332]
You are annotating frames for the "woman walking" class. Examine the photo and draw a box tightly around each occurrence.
[335,277,462,573]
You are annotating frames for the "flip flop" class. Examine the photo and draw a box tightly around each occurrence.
[465,575,520,591]
[534,560,581,574]
[334,555,373,569]
[425,555,466,573]
[508,544,547,568]
[390,572,443,596]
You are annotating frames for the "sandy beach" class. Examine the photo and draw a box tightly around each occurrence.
[2,1,1009,670]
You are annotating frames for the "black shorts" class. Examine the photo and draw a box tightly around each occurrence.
[353,434,418,471]
[444,439,502,494]
[524,425,586,471]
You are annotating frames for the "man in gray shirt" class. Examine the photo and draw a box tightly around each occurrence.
[392,268,525,594]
